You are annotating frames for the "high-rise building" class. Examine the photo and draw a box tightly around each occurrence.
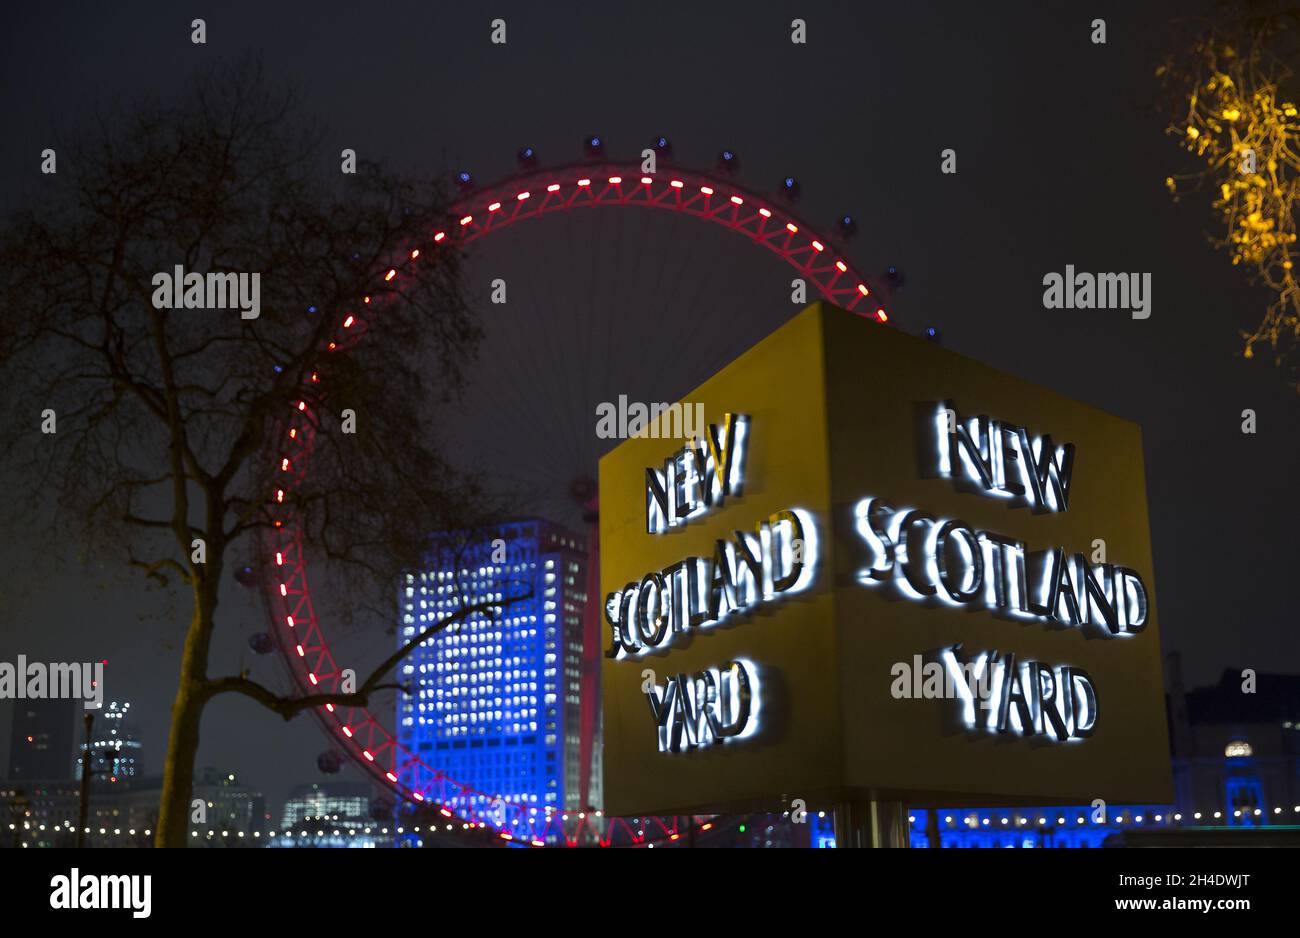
[397,518,600,816]
[8,698,75,781]
[76,700,142,783]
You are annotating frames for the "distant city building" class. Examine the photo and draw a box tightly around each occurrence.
[186,768,268,842]
[272,780,384,848]
[397,518,601,817]
[0,780,83,848]
[280,780,371,830]
[1167,657,1300,824]
[2,767,263,848]
[75,700,142,783]
[7,698,75,781]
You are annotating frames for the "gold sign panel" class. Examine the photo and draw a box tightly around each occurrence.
[599,302,1172,816]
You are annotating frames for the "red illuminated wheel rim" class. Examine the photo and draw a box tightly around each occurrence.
[262,161,891,846]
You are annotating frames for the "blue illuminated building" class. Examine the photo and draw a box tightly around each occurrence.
[397,519,599,815]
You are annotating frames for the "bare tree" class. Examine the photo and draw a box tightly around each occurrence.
[0,62,519,846]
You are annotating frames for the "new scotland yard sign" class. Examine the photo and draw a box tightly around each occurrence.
[599,302,1172,816]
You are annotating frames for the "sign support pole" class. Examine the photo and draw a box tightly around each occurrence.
[833,798,909,848]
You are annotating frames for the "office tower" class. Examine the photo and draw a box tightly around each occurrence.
[397,519,597,814]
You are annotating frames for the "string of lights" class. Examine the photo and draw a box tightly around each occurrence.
[9,804,1300,847]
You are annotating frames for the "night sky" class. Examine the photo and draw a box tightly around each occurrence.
[1,1,1295,814]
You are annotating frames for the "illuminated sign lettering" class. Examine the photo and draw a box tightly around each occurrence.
[618,396,1140,755]
[614,417,818,752]
[842,402,1148,744]
[645,413,748,533]
[941,645,1098,741]
[854,496,1148,637]
[606,507,815,658]
[935,402,1075,512]
[644,659,759,752]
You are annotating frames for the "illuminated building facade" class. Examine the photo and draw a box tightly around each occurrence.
[397,518,600,815]
[1,767,263,848]
[1166,660,1300,826]
[76,700,142,783]
[280,781,371,830]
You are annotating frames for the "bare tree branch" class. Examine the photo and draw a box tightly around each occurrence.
[205,587,534,718]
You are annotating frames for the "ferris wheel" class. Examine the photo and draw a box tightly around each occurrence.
[255,137,900,846]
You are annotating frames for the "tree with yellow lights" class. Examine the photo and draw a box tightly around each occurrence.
[1160,6,1300,391]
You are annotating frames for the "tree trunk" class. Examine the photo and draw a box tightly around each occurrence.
[155,680,205,847]
[154,576,218,847]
